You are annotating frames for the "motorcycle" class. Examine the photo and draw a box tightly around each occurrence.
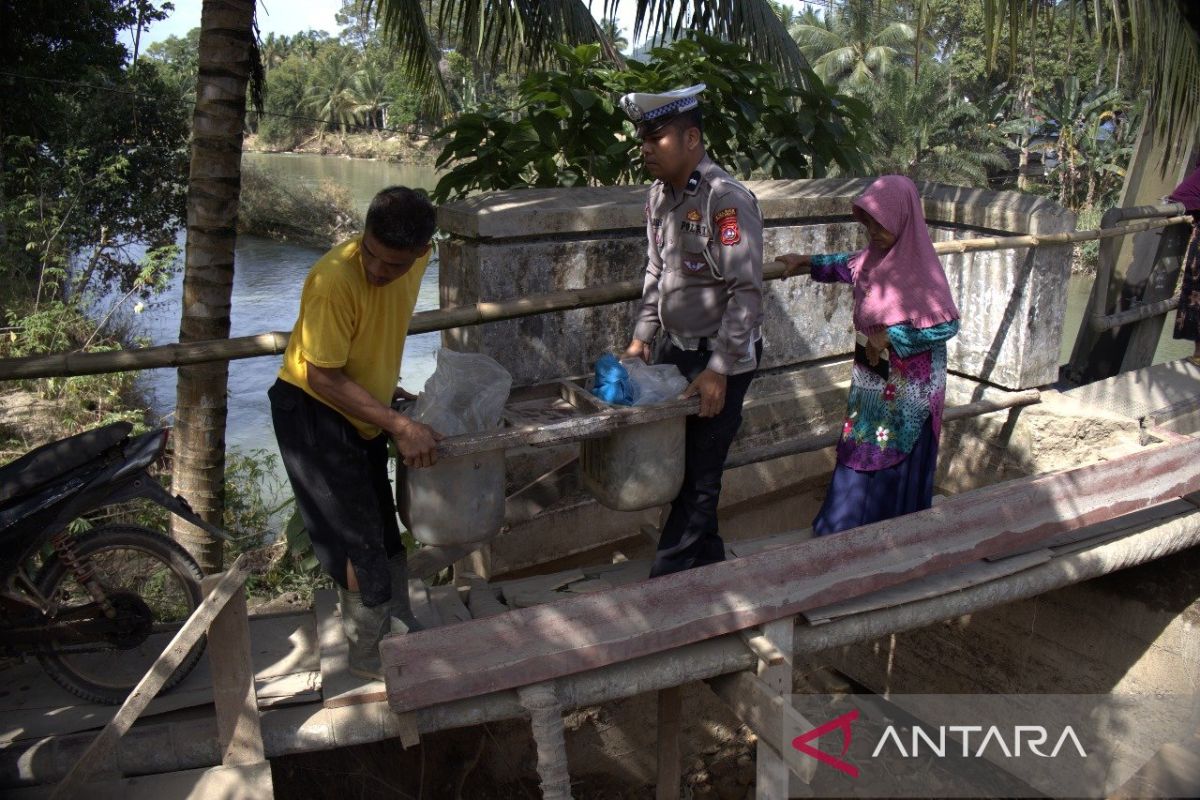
[0,422,237,705]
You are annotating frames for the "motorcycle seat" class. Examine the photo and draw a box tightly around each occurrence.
[0,421,133,505]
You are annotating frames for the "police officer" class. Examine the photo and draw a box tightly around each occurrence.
[619,84,764,577]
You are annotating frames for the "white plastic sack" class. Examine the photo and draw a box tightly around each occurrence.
[621,359,688,406]
[413,350,512,436]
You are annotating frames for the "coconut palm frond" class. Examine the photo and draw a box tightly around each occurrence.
[1126,0,1200,152]
[629,0,813,87]
[524,0,624,65]
[872,22,915,48]
[790,23,844,55]
[982,0,1200,149]
[816,46,858,82]
[863,46,898,73]
[362,0,450,117]
[367,0,614,116]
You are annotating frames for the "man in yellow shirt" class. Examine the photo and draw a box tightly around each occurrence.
[269,186,441,679]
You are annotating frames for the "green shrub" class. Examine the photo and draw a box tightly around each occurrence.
[238,164,361,248]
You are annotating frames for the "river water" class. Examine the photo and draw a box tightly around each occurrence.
[135,154,1191,484]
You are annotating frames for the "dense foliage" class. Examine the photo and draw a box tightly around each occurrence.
[431,35,868,201]
[0,1,188,435]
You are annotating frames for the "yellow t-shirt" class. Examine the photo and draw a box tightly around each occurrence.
[278,236,429,439]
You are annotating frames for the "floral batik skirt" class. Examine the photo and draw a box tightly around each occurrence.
[1173,221,1200,342]
[811,416,938,537]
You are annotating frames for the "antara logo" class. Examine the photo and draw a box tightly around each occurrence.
[791,709,861,777]
[871,725,1088,759]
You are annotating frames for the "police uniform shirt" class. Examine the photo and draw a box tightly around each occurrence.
[632,155,764,376]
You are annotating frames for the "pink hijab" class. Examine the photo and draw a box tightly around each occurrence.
[848,175,960,334]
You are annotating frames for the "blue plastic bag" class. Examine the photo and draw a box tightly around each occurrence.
[592,353,636,406]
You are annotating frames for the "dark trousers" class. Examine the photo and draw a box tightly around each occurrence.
[649,339,761,578]
[268,379,403,607]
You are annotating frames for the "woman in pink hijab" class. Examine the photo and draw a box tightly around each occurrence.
[1169,165,1200,357]
[777,175,960,535]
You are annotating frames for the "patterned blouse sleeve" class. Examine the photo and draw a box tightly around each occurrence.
[809,252,853,284]
[887,319,961,358]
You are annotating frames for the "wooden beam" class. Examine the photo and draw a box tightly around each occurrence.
[707,668,817,785]
[755,619,796,798]
[656,685,682,800]
[380,437,1200,714]
[739,630,787,667]
[51,554,251,798]
[201,572,264,766]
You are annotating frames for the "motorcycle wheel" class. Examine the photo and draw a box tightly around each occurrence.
[35,524,206,705]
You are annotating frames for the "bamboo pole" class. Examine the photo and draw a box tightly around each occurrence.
[724,389,1042,469]
[0,216,1187,382]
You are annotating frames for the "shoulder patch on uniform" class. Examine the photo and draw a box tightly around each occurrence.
[714,207,740,246]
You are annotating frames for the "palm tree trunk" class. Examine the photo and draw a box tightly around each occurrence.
[171,0,255,573]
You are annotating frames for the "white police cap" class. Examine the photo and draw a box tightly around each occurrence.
[620,83,706,125]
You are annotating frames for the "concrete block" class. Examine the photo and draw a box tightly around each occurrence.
[438,178,1076,390]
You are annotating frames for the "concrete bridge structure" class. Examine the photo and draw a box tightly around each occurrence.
[3,181,1199,798]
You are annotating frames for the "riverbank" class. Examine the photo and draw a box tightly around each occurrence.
[238,163,361,250]
[244,132,442,165]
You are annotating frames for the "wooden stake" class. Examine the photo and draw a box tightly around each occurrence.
[656,685,682,800]
[202,571,264,766]
[51,554,251,798]
[754,619,795,799]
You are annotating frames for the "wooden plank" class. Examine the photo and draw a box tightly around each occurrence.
[255,671,320,705]
[727,528,810,558]
[655,686,682,800]
[438,395,699,459]
[408,580,443,630]
[50,554,251,798]
[7,763,275,799]
[802,550,1053,624]
[739,630,788,666]
[201,574,263,767]
[0,613,318,745]
[982,498,1196,561]
[380,437,1200,714]
[755,619,795,798]
[501,570,587,608]
[707,669,817,786]
[466,575,511,618]
[314,589,387,709]
[429,585,472,626]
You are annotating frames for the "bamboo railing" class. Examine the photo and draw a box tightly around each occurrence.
[0,214,1188,382]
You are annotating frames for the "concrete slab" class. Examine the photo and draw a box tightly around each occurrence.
[1064,357,1200,421]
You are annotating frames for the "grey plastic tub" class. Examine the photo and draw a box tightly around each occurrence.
[396,447,506,547]
[568,381,686,512]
